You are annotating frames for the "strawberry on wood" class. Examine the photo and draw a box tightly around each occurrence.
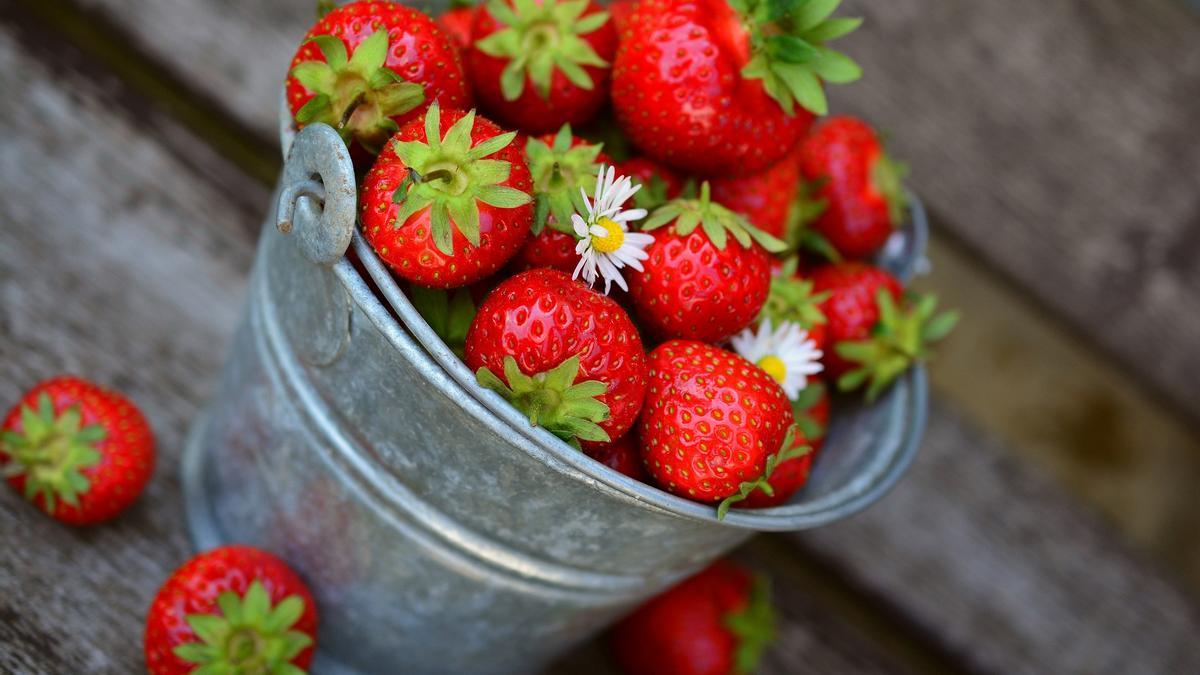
[144,546,318,675]
[1,376,154,525]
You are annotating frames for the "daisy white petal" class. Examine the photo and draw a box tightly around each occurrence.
[731,319,824,399]
[568,164,654,295]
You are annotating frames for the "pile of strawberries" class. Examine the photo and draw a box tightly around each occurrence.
[0,1,958,671]
[283,0,957,516]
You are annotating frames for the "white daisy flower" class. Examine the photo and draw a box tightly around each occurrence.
[571,165,654,294]
[730,318,824,399]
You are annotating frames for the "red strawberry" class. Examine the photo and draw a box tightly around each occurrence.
[637,341,795,508]
[610,0,639,34]
[0,376,154,525]
[511,125,611,273]
[617,157,685,212]
[465,268,648,445]
[811,262,957,399]
[144,546,318,675]
[798,115,908,259]
[286,1,473,156]
[584,433,648,481]
[710,156,801,239]
[467,0,617,134]
[612,0,861,176]
[361,103,534,288]
[611,560,776,675]
[742,381,829,508]
[438,3,476,51]
[758,256,830,352]
[628,184,784,343]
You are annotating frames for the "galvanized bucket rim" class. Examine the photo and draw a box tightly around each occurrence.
[278,102,928,532]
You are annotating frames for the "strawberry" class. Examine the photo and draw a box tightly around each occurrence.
[798,115,908,259]
[810,262,957,399]
[510,125,610,273]
[610,0,640,33]
[286,1,473,156]
[361,103,534,288]
[465,268,648,446]
[617,157,685,212]
[467,0,617,134]
[758,256,829,352]
[584,433,648,481]
[612,0,861,176]
[0,376,153,525]
[438,2,477,51]
[610,560,776,675]
[742,381,828,508]
[637,341,798,510]
[144,545,318,675]
[710,155,801,239]
[628,184,785,343]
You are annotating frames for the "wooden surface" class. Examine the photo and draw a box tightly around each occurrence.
[3,0,1200,674]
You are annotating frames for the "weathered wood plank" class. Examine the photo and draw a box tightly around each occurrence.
[791,400,1200,675]
[0,18,912,675]
[831,0,1200,420]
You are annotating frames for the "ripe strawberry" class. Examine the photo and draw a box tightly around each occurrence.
[467,0,617,134]
[465,268,648,446]
[798,115,908,259]
[742,381,829,508]
[637,341,796,508]
[610,0,639,33]
[438,3,477,51]
[628,184,785,343]
[584,433,648,481]
[611,560,776,675]
[617,156,685,212]
[758,256,830,352]
[710,155,801,239]
[811,262,957,399]
[144,546,318,675]
[361,103,534,288]
[510,125,610,273]
[0,376,153,525]
[286,1,473,156]
[612,0,861,176]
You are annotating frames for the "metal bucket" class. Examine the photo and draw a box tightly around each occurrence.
[181,110,929,673]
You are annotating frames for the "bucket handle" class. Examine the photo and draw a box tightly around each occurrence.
[275,123,357,266]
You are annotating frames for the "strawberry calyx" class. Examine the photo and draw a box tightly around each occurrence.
[724,575,778,675]
[526,125,605,234]
[642,182,787,253]
[172,580,313,674]
[475,0,611,101]
[408,285,477,358]
[476,354,612,448]
[835,289,959,401]
[760,256,829,330]
[390,103,532,256]
[730,0,863,116]
[872,150,910,228]
[716,426,809,519]
[792,380,826,440]
[630,173,673,212]
[0,392,105,515]
[291,29,427,154]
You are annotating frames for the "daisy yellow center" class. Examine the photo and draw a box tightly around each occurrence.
[592,217,625,254]
[757,355,788,385]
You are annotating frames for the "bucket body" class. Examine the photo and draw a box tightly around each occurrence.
[182,124,928,675]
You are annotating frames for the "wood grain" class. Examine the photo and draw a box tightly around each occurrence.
[792,399,1200,675]
[831,0,1200,421]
